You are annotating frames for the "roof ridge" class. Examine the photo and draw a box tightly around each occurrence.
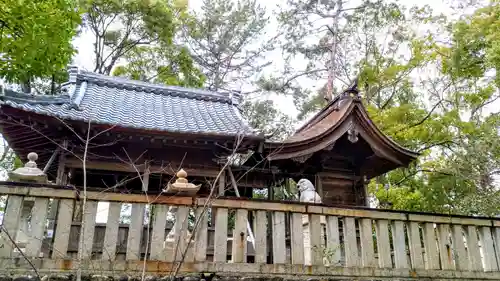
[294,80,361,134]
[77,71,240,104]
[1,89,70,105]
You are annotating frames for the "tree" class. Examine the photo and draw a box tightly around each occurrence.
[366,2,500,216]
[83,0,204,86]
[446,1,500,86]
[0,0,81,93]
[241,99,294,140]
[183,0,272,91]
[181,0,291,139]
[261,0,421,117]
[112,45,205,87]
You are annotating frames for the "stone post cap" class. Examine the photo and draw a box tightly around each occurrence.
[163,168,201,195]
[8,152,48,183]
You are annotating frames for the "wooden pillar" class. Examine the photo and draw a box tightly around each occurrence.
[218,169,226,196]
[56,140,68,185]
[267,180,273,263]
[362,176,369,207]
[315,174,324,199]
[353,173,368,207]
[268,183,274,200]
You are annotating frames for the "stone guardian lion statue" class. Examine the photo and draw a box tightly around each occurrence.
[297,178,322,204]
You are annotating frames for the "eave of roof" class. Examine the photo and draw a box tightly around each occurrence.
[0,68,264,141]
[265,91,419,169]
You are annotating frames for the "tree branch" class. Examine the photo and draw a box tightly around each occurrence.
[404,99,444,130]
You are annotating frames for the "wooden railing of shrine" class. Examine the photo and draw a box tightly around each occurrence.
[1,184,500,280]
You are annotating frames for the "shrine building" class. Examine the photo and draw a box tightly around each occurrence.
[0,66,417,206]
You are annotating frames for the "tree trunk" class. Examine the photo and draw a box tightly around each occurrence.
[21,79,31,94]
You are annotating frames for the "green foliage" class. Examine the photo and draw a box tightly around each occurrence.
[272,178,299,201]
[0,0,81,91]
[84,0,204,87]
[112,46,205,87]
[241,99,294,141]
[446,1,500,85]
[0,0,80,172]
[12,155,23,170]
[184,0,272,91]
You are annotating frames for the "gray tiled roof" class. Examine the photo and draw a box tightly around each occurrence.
[0,68,260,138]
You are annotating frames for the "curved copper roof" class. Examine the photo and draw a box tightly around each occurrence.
[266,92,419,177]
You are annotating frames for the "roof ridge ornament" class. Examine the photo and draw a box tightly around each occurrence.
[67,65,80,99]
[229,90,243,105]
[346,76,359,96]
[333,76,360,111]
[8,152,48,183]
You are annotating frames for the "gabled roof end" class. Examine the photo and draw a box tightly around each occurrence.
[68,64,80,83]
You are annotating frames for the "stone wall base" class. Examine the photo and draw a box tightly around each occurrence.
[0,275,370,281]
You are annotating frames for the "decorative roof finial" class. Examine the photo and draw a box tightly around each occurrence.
[333,76,361,112]
[230,91,242,105]
[345,76,359,97]
[8,152,48,183]
[164,168,201,195]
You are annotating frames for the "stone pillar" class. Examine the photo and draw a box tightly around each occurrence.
[302,214,326,265]
[8,152,48,250]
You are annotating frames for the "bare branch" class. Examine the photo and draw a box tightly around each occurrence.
[76,119,92,281]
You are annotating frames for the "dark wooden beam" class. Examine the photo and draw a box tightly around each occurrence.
[65,158,220,178]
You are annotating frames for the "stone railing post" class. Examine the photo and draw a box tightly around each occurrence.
[8,152,47,183]
[8,152,48,249]
[163,169,201,261]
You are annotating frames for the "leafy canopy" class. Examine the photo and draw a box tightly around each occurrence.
[0,0,81,89]
[83,0,204,86]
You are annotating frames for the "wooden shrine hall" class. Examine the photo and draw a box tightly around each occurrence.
[0,66,417,206]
